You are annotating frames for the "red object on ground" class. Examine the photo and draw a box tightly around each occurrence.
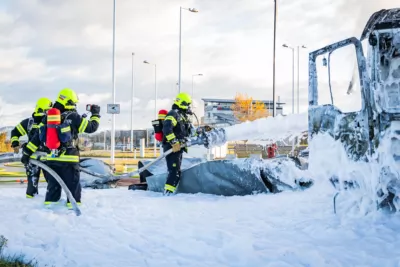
[46,108,61,150]
[155,109,168,142]
[267,143,277,158]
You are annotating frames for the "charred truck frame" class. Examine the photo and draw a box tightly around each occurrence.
[308,8,400,212]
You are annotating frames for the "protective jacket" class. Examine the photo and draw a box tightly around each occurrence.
[23,102,100,163]
[10,114,44,149]
[162,104,194,148]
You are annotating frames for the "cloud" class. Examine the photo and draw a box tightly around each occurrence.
[0,0,398,130]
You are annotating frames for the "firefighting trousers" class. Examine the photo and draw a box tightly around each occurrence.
[43,162,81,204]
[25,164,44,197]
[165,150,183,191]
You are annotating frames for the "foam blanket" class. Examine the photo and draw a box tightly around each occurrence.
[138,156,205,182]
[79,158,115,188]
[144,157,313,196]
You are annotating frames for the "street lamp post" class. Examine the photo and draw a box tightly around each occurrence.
[282,44,295,114]
[130,52,135,152]
[103,130,106,150]
[191,73,203,111]
[110,0,116,164]
[272,0,277,117]
[297,45,307,114]
[144,60,157,157]
[178,6,198,93]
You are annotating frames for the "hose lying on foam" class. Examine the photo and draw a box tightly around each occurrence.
[30,159,81,216]
[0,154,81,216]
[79,148,174,181]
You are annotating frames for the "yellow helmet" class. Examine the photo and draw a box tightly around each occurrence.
[34,97,53,116]
[174,92,192,110]
[56,88,79,110]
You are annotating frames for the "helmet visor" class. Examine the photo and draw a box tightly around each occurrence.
[180,100,191,108]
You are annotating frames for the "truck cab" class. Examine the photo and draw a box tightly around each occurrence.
[307,8,400,212]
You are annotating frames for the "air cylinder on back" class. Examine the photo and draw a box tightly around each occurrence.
[46,108,61,151]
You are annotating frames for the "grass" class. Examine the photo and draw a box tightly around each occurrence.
[0,171,27,178]
[3,163,24,168]
[0,236,38,267]
[0,164,139,179]
[0,153,143,179]
[102,158,140,165]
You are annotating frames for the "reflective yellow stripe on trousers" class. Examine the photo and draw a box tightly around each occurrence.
[164,184,176,192]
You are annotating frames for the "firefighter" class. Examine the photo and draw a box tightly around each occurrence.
[21,88,101,208]
[10,97,53,198]
[162,92,195,195]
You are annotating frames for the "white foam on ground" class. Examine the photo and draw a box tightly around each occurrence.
[0,113,398,266]
[1,186,400,267]
[219,112,398,213]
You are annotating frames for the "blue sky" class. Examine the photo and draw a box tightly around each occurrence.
[0,0,397,129]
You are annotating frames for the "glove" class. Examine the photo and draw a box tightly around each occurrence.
[204,125,213,132]
[12,146,20,154]
[90,105,101,116]
[21,152,30,165]
[171,141,181,152]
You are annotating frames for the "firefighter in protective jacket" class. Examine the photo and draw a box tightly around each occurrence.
[162,92,195,195]
[21,88,100,208]
[10,97,53,198]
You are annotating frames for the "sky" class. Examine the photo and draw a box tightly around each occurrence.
[0,0,398,130]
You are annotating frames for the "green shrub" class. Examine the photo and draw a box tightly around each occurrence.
[0,235,38,267]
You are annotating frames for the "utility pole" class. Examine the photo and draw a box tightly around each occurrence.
[178,7,198,93]
[297,45,307,113]
[272,0,277,117]
[283,44,295,114]
[178,7,182,93]
[130,52,135,152]
[297,46,300,114]
[110,0,116,164]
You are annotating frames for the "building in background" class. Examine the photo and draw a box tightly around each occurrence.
[89,129,154,150]
[201,98,285,127]
[1,125,157,151]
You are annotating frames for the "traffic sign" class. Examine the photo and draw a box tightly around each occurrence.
[107,104,120,114]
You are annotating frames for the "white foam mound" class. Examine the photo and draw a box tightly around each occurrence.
[1,187,400,267]
[308,132,400,215]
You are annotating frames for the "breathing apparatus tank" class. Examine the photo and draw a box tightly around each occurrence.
[46,108,61,156]
[153,109,168,142]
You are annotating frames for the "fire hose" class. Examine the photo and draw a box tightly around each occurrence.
[30,159,81,216]
[79,132,212,181]
[0,154,81,216]
[0,128,225,216]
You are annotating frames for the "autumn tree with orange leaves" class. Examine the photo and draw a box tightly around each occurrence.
[0,132,12,153]
[0,105,12,152]
[231,93,269,122]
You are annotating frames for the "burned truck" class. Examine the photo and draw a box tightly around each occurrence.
[308,8,400,212]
